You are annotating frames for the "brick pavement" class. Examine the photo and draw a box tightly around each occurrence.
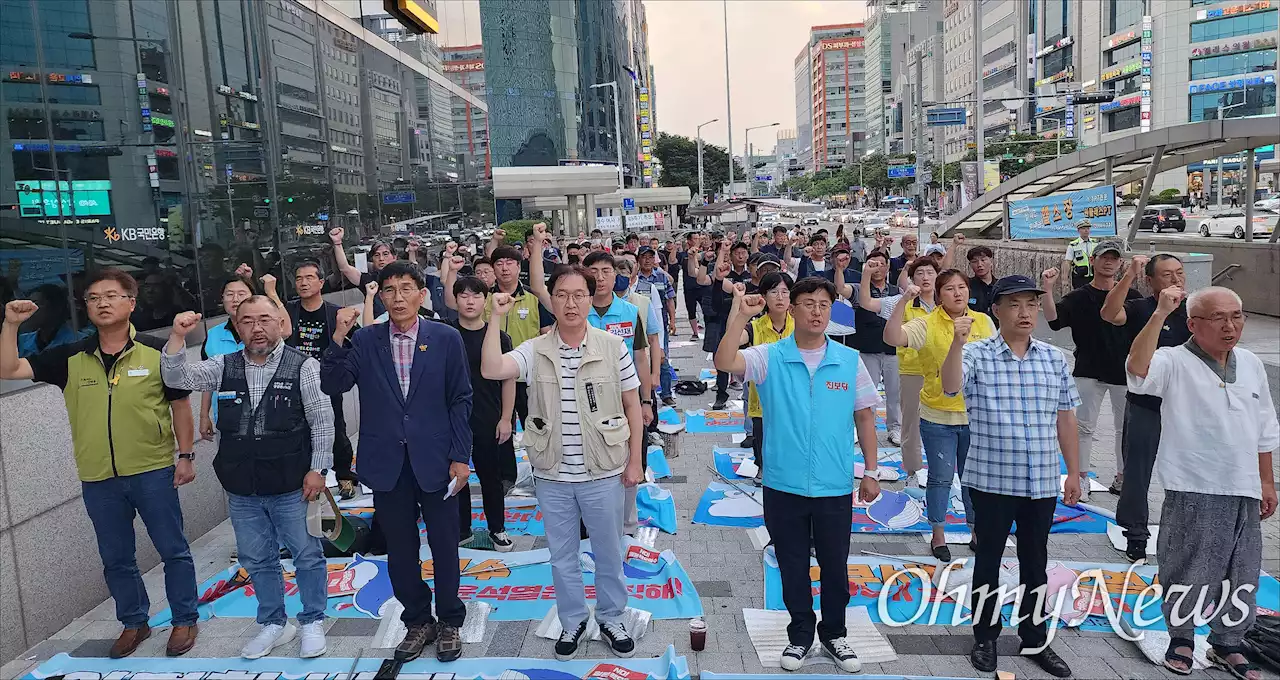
[5,297,1278,680]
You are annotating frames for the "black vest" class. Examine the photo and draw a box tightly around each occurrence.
[850,283,900,355]
[214,346,312,496]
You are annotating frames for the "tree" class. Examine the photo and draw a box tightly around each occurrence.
[653,132,744,200]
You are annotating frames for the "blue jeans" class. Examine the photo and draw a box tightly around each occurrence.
[659,321,676,398]
[535,475,628,631]
[82,466,198,628]
[920,419,974,528]
[227,490,327,626]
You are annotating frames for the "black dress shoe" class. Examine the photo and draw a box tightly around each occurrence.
[1022,646,1072,678]
[931,544,952,562]
[970,640,997,672]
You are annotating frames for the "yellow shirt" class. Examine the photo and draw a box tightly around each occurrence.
[903,306,997,425]
[897,301,932,376]
[746,313,794,418]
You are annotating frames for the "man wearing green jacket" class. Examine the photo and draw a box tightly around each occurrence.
[0,268,199,659]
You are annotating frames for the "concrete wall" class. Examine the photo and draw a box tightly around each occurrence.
[955,237,1279,316]
[0,290,365,662]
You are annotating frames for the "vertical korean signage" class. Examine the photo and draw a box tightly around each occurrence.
[137,73,152,133]
[1065,93,1075,138]
[639,87,653,185]
[1139,15,1153,132]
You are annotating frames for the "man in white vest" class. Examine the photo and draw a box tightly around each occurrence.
[479,263,645,661]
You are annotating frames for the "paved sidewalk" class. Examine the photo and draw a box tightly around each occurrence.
[5,298,1279,680]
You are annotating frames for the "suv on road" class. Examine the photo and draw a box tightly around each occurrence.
[1135,206,1187,233]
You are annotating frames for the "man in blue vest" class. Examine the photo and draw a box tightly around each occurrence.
[714,277,882,673]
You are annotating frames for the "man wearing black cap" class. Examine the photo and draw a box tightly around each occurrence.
[1040,238,1141,499]
[940,274,1081,678]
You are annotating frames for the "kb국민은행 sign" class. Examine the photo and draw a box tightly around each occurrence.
[1008,186,1118,239]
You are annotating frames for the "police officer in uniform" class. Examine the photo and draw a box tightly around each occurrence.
[1062,220,1098,289]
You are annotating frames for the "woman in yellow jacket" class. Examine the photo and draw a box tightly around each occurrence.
[734,271,794,484]
[885,269,996,561]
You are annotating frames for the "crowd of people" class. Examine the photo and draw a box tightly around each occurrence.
[0,216,1275,679]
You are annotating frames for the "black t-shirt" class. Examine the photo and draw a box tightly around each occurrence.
[29,334,191,402]
[359,271,386,317]
[711,267,751,321]
[851,281,900,354]
[293,305,332,359]
[1123,296,1192,409]
[1046,284,1142,385]
[451,321,512,427]
[968,276,996,320]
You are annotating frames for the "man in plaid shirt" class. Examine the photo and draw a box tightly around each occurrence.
[941,274,1082,679]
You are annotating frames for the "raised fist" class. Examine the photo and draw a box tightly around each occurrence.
[715,261,731,278]
[953,315,973,343]
[903,284,921,300]
[529,222,549,247]
[328,227,344,245]
[732,282,747,297]
[450,255,465,271]
[171,311,202,337]
[1157,286,1185,314]
[364,280,379,297]
[445,241,458,256]
[1041,267,1060,284]
[334,307,360,339]
[491,292,515,316]
[407,239,420,253]
[835,252,851,269]
[739,293,765,316]
[1130,254,1149,273]
[234,263,253,280]
[3,299,38,326]
[260,273,276,292]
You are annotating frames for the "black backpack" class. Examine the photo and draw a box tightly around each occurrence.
[674,380,708,396]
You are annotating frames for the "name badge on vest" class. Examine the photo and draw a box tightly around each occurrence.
[825,380,849,392]
[606,321,635,338]
[517,307,530,319]
[216,390,238,400]
[652,281,666,291]
[126,368,150,377]
[273,380,295,391]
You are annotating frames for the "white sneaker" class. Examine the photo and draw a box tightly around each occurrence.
[299,621,327,658]
[241,623,296,659]
[490,531,514,552]
[887,429,901,446]
[780,644,808,671]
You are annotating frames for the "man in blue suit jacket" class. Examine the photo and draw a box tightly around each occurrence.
[320,262,472,663]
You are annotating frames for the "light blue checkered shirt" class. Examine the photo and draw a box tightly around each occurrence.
[956,335,1081,499]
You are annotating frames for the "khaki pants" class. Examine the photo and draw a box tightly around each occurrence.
[899,374,925,474]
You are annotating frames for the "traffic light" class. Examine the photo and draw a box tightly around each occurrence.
[261,197,271,204]
[285,196,295,203]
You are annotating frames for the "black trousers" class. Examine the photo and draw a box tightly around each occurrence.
[374,456,465,627]
[1117,399,1162,544]
[1070,267,1092,290]
[331,393,357,481]
[763,487,852,646]
[502,384,529,484]
[459,422,510,537]
[751,417,764,471]
[968,488,1055,647]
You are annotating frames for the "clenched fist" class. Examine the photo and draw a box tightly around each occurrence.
[952,315,973,344]
[903,284,921,300]
[491,292,515,316]
[329,227,344,245]
[3,299,38,326]
[260,273,277,292]
[171,311,203,337]
[1130,254,1149,274]
[334,306,360,343]
[364,281,379,297]
[1157,286,1185,314]
[1041,267,1059,284]
[738,293,766,317]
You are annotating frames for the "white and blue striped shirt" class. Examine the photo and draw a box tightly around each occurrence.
[956,335,1081,499]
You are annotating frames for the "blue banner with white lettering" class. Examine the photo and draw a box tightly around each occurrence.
[1008,185,1118,239]
[637,483,678,534]
[150,543,702,626]
[25,647,692,679]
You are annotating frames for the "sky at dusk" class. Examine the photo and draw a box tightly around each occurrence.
[335,0,869,155]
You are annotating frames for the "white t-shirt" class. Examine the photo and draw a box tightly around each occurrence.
[809,259,827,273]
[511,335,641,482]
[1128,344,1279,500]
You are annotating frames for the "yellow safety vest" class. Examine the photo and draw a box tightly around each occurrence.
[747,313,794,418]
[1067,237,1097,274]
[484,285,543,347]
[897,300,932,376]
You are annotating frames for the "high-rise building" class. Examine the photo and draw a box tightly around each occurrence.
[864,0,942,155]
[479,0,644,186]
[442,44,489,180]
[775,128,800,182]
[893,35,946,162]
[941,0,975,161]
[792,24,866,175]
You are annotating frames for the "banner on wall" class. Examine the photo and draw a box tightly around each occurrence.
[151,542,702,626]
[24,648,693,680]
[1008,185,1119,239]
[982,159,1000,192]
[762,550,1280,634]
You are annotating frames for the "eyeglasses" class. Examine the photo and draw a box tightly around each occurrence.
[237,317,279,329]
[765,288,790,298]
[553,291,590,305]
[222,291,251,301]
[85,293,134,305]
[379,286,422,299]
[1191,312,1247,326]
[796,301,831,313]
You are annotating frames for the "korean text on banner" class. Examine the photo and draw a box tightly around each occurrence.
[1008,186,1119,240]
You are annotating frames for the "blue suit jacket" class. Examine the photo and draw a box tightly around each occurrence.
[320,320,473,493]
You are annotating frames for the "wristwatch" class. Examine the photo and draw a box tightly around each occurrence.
[177,452,195,461]
[863,467,883,481]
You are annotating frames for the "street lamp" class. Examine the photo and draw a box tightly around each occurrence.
[695,118,719,202]
[590,81,624,191]
[744,122,779,197]
[722,0,735,197]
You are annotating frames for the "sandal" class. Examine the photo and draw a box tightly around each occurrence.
[1208,644,1262,680]
[1163,637,1195,676]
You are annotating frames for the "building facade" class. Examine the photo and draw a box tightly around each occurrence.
[442,44,490,180]
[479,0,647,187]
[941,0,975,161]
[790,23,866,175]
[794,45,815,174]
[864,0,942,156]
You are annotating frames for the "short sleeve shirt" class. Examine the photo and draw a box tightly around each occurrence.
[738,342,881,412]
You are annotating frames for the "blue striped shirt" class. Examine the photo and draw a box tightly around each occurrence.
[957,335,1080,499]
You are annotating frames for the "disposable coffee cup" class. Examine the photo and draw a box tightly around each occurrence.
[689,617,707,651]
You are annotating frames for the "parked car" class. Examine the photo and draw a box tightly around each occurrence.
[802,216,821,226]
[1134,206,1187,233]
[1198,208,1279,239]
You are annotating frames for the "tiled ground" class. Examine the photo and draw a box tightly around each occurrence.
[5,300,1279,680]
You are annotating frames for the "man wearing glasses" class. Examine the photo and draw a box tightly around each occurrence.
[320,261,474,663]
[0,269,199,659]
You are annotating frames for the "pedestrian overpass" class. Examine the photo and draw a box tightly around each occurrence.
[945,118,1280,239]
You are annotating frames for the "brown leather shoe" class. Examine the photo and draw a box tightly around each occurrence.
[109,625,151,659]
[166,624,198,657]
